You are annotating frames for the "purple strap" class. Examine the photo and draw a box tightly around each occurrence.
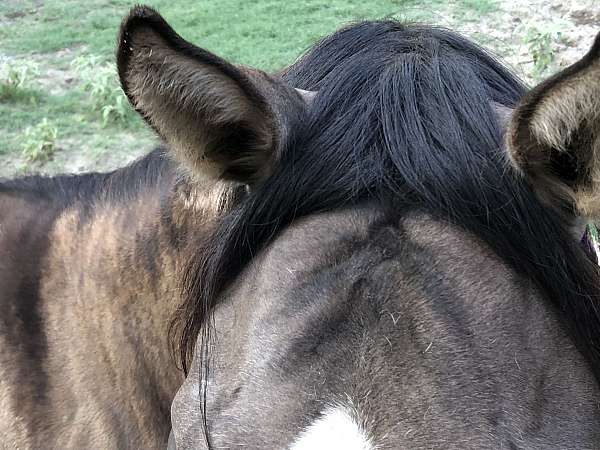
[581,227,599,265]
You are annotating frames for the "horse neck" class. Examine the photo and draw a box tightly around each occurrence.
[41,176,236,401]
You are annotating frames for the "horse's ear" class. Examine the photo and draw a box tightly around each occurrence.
[507,32,600,221]
[117,6,305,185]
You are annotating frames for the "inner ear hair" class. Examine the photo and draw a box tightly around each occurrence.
[117,6,276,184]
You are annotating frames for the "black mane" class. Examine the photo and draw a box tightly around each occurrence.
[0,148,172,208]
[176,21,600,388]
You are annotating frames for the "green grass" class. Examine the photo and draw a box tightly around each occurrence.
[0,0,497,177]
[1,0,463,68]
[458,0,498,15]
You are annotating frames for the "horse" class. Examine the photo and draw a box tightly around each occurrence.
[114,7,600,449]
[2,4,600,449]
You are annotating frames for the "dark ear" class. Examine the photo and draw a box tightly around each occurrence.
[507,33,600,220]
[117,6,303,185]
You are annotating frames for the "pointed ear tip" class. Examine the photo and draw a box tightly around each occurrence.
[117,4,170,66]
[127,4,161,22]
[295,88,318,104]
[117,5,164,95]
[118,5,165,43]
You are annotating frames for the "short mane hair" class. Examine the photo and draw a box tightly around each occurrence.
[0,148,172,209]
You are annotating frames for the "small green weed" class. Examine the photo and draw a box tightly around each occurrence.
[21,118,58,163]
[458,0,498,15]
[524,26,561,76]
[71,55,132,126]
[0,58,39,102]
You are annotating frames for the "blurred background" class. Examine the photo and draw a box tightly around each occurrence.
[0,0,598,178]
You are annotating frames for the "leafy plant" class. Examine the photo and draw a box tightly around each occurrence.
[71,55,132,126]
[101,93,130,126]
[459,0,498,15]
[21,118,58,163]
[524,26,561,77]
[0,58,39,102]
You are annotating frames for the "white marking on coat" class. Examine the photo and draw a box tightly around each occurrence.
[290,405,375,450]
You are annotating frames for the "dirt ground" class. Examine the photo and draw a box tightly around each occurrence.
[462,0,599,84]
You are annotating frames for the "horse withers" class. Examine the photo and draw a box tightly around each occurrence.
[2,4,600,449]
